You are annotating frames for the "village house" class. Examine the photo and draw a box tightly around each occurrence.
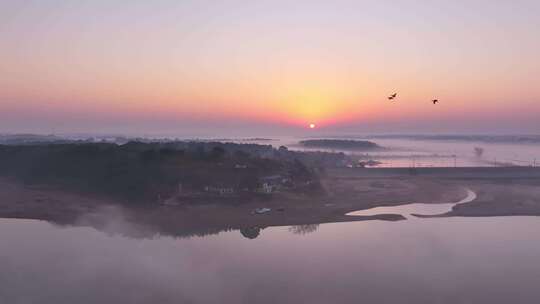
[204,185,235,195]
[256,182,275,194]
[256,174,289,194]
[260,174,283,185]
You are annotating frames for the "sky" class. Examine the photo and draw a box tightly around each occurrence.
[1,0,539,136]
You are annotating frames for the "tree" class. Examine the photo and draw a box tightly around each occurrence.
[210,146,225,160]
[240,227,261,239]
[474,147,484,158]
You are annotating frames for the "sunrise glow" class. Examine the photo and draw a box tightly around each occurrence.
[0,1,539,134]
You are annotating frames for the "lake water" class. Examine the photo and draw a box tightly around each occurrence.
[347,189,477,218]
[2,214,540,303]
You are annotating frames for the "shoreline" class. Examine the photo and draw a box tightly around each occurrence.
[1,167,540,238]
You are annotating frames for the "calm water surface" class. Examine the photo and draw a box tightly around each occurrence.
[347,189,477,218]
[1,215,540,304]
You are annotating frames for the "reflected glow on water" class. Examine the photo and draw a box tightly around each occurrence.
[1,213,540,303]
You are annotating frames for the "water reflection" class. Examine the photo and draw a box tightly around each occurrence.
[240,227,262,239]
[288,224,320,235]
[31,200,406,242]
[2,216,540,303]
[52,206,238,240]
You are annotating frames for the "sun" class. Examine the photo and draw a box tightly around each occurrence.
[309,123,316,129]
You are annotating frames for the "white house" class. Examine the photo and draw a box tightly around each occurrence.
[204,186,234,195]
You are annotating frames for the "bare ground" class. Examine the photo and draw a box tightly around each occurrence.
[1,167,540,238]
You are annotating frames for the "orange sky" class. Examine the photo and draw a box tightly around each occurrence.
[1,1,539,135]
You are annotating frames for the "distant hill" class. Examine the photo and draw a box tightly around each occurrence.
[299,139,381,150]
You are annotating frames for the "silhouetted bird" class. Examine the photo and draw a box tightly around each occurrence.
[388,93,397,100]
[432,99,439,104]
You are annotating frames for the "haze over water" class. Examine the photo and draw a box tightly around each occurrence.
[2,216,540,304]
[1,1,540,303]
[234,135,540,167]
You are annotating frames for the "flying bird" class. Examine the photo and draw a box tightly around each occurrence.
[432,99,439,104]
[388,93,397,101]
